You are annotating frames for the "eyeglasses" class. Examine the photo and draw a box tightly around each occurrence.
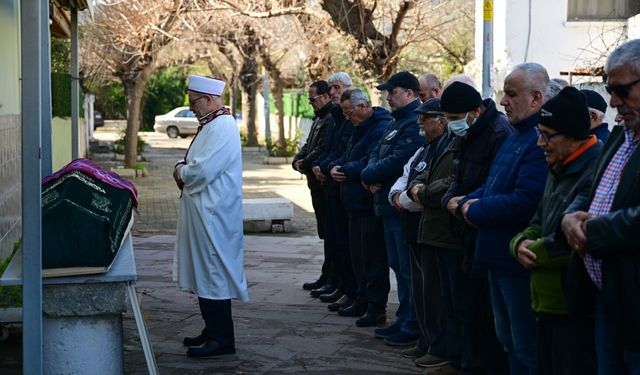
[535,126,563,143]
[418,114,440,122]
[308,95,322,104]
[189,95,208,105]
[343,108,355,118]
[605,78,640,98]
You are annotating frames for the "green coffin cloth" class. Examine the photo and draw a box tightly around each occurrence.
[41,170,134,270]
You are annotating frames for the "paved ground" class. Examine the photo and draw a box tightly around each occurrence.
[1,128,417,374]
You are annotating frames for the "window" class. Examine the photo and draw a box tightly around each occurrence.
[176,109,191,117]
[567,0,640,20]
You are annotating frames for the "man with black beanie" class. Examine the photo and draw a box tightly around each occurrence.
[439,81,513,374]
[580,89,611,142]
[511,86,601,374]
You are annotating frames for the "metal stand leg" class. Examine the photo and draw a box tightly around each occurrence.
[127,281,158,375]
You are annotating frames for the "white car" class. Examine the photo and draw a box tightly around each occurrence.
[153,107,198,138]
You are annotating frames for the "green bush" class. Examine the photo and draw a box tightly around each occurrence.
[141,67,189,131]
[0,238,23,308]
[114,129,146,154]
[268,129,302,157]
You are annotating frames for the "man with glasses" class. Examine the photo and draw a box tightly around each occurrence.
[458,63,549,374]
[361,71,424,344]
[511,87,601,374]
[328,89,392,324]
[308,73,355,307]
[561,39,640,374]
[174,75,248,357]
[294,80,335,293]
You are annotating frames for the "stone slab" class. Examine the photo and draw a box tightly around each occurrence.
[243,198,293,221]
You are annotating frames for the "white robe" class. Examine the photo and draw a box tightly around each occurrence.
[173,114,249,302]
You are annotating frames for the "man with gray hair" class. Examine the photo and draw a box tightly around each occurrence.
[581,89,611,142]
[308,73,356,304]
[328,88,392,323]
[562,38,640,374]
[418,73,442,102]
[458,62,549,374]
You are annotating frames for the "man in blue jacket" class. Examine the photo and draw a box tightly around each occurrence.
[458,63,550,374]
[329,89,392,325]
[361,71,425,346]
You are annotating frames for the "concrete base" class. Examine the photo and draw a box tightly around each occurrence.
[243,198,294,233]
[263,156,293,165]
[43,283,128,375]
[44,315,123,375]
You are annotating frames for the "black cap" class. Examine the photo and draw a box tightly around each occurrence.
[580,89,607,113]
[539,86,590,140]
[440,81,483,113]
[377,71,420,91]
[415,98,443,116]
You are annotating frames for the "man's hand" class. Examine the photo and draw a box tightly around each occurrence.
[410,184,424,203]
[312,166,326,182]
[330,166,346,182]
[293,160,303,173]
[446,196,464,215]
[460,198,479,228]
[173,164,184,190]
[369,183,382,194]
[392,192,407,212]
[561,211,590,257]
[516,239,537,269]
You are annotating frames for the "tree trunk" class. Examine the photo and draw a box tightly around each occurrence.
[122,66,153,167]
[366,79,388,109]
[229,76,239,118]
[240,59,259,147]
[273,78,286,155]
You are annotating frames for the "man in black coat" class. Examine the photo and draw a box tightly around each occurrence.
[294,80,335,293]
[561,39,640,374]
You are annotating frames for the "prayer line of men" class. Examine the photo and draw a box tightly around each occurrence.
[292,38,640,375]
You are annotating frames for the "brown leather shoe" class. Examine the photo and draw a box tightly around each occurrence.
[328,295,355,312]
[319,289,344,303]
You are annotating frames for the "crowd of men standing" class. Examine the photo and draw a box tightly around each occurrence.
[292,39,640,375]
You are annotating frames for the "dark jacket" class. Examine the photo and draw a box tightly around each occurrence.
[463,113,548,276]
[410,131,463,249]
[442,99,513,204]
[293,102,334,189]
[510,138,602,314]
[329,107,391,217]
[564,125,640,351]
[313,106,354,195]
[361,99,424,217]
[590,122,610,143]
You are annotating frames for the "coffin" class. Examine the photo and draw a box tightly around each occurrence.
[41,159,137,277]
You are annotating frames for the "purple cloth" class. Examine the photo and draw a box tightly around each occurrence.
[42,158,139,208]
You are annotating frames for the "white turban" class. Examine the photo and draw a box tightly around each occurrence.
[188,75,225,96]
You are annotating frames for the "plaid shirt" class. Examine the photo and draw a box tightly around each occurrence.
[584,127,639,289]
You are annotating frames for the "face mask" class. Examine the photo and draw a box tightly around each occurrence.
[448,112,472,136]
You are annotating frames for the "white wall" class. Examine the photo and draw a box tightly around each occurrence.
[473,0,631,94]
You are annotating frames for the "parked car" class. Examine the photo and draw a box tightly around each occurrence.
[93,110,104,130]
[153,107,198,138]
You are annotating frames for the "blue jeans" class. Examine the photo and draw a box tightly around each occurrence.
[488,271,537,375]
[382,215,417,334]
[595,293,640,375]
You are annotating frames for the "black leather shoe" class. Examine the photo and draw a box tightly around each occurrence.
[182,329,209,347]
[310,283,336,298]
[355,311,386,327]
[187,339,236,357]
[328,295,355,312]
[338,301,367,317]
[319,289,344,303]
[302,276,327,291]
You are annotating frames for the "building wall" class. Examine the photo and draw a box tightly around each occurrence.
[0,1,22,261]
[473,0,631,93]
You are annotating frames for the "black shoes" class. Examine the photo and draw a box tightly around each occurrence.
[186,339,236,357]
[182,329,209,347]
[337,301,368,317]
[328,295,355,312]
[319,289,344,303]
[355,311,386,327]
[302,276,327,291]
[310,283,336,298]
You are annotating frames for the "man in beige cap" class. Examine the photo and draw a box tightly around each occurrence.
[173,74,249,357]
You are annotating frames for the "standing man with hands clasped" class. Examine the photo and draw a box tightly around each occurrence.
[173,75,249,358]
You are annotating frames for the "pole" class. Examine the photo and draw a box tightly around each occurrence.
[482,0,494,99]
[71,6,79,159]
[21,0,45,372]
[263,70,271,151]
